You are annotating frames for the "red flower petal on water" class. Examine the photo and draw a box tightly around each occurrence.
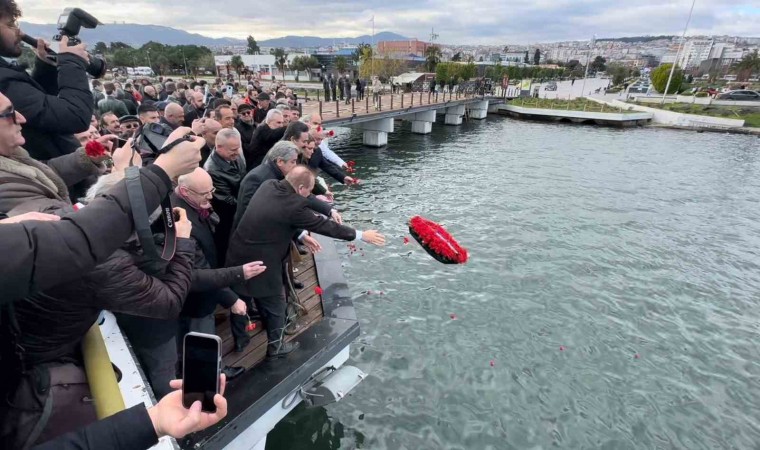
[559,345,566,351]
[85,140,107,158]
[403,237,410,245]
[449,313,457,320]
[489,360,495,367]
[634,353,640,359]
[367,290,373,295]
[314,286,324,295]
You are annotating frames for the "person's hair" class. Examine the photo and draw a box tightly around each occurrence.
[215,127,240,146]
[285,165,315,189]
[265,109,283,123]
[211,98,231,109]
[275,104,288,113]
[282,121,309,142]
[137,104,158,115]
[99,112,116,128]
[0,0,21,21]
[103,82,115,95]
[300,114,311,123]
[214,105,232,120]
[264,141,298,164]
[275,92,286,100]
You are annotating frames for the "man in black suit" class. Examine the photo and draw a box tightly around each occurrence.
[204,128,246,264]
[227,166,385,357]
[322,75,330,102]
[253,92,272,125]
[329,74,337,103]
[172,168,266,378]
[245,109,285,170]
[235,103,256,159]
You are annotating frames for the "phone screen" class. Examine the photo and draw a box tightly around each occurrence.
[182,333,220,412]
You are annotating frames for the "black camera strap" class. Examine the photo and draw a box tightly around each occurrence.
[125,145,177,262]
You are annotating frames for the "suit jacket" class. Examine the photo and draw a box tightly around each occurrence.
[200,144,212,168]
[245,124,285,170]
[232,160,333,232]
[171,192,242,318]
[204,151,245,263]
[308,146,347,183]
[227,179,356,297]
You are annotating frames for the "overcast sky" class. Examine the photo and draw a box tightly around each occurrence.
[16,0,760,44]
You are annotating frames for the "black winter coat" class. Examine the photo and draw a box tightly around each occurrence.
[232,160,333,232]
[0,164,172,305]
[245,124,285,170]
[227,179,356,297]
[172,192,243,318]
[14,237,195,366]
[0,55,93,160]
[204,152,246,263]
[235,119,256,160]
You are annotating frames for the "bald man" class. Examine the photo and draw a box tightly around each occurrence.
[197,119,222,167]
[227,166,385,357]
[161,103,185,130]
[302,114,346,168]
[172,167,265,379]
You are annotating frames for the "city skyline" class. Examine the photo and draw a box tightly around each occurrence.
[17,0,760,45]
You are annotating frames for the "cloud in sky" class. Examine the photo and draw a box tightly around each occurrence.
[16,0,760,44]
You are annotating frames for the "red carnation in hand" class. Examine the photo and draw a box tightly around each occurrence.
[85,140,107,158]
[245,320,256,332]
[347,161,356,167]
[314,286,324,295]
[326,129,335,137]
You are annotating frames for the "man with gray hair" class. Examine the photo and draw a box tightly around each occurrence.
[245,108,286,171]
[205,127,246,262]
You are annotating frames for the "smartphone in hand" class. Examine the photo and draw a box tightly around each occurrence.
[182,332,222,412]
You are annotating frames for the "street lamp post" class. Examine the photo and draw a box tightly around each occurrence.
[146,49,152,75]
[580,35,595,99]
[181,48,188,76]
[661,0,697,104]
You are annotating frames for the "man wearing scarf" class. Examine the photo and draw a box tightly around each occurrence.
[171,167,265,378]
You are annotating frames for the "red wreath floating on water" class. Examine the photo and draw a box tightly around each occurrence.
[408,216,468,264]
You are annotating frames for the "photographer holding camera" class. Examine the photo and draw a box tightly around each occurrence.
[0,1,95,161]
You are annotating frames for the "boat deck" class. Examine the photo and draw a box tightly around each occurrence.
[215,253,325,371]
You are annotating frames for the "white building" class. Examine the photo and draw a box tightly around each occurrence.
[677,39,714,69]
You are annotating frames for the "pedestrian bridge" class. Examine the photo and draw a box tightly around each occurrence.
[300,92,499,146]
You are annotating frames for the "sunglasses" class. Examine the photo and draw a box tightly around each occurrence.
[240,110,253,116]
[122,123,139,129]
[0,106,17,124]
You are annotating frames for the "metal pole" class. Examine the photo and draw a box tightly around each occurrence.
[662,0,697,104]
[319,101,323,117]
[352,99,355,115]
[580,37,593,99]
[336,100,340,117]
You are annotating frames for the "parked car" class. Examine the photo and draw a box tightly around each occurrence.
[544,82,557,91]
[716,90,760,101]
[628,82,650,94]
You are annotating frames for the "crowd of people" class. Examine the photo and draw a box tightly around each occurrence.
[0,1,386,448]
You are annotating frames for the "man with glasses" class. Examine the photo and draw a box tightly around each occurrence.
[235,103,255,162]
[119,115,141,139]
[172,167,265,379]
[0,0,94,161]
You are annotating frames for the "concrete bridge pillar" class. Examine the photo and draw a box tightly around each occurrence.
[467,100,490,119]
[408,110,437,134]
[444,104,466,125]
[362,117,394,147]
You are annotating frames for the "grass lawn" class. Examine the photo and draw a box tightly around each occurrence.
[510,97,635,114]
[646,102,760,128]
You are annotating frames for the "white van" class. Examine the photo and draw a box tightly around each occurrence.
[127,66,155,77]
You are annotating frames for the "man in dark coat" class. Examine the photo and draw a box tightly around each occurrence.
[329,73,337,102]
[173,168,266,370]
[235,103,256,161]
[245,109,285,170]
[0,32,93,160]
[183,90,207,126]
[252,92,272,125]
[338,74,345,100]
[322,75,331,101]
[204,128,246,263]
[227,166,385,356]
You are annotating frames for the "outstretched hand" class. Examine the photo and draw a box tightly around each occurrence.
[147,374,228,439]
[242,261,266,279]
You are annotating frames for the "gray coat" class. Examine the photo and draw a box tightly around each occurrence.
[0,147,103,216]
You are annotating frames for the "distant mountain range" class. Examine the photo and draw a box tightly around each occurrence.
[18,22,408,48]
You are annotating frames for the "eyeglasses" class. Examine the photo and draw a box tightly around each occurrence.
[240,110,253,116]
[0,106,17,124]
[186,186,216,197]
[122,123,139,129]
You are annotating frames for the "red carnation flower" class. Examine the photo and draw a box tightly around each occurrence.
[314,286,324,295]
[85,140,107,158]
[245,320,256,332]
[347,160,356,167]
[403,237,410,245]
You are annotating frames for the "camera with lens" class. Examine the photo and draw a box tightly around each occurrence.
[21,7,107,78]
[135,122,175,164]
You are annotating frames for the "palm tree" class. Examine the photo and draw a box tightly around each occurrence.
[335,56,348,75]
[269,48,288,80]
[425,45,442,72]
[230,55,244,80]
[734,50,759,82]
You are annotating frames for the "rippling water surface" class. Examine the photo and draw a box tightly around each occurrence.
[268,118,760,449]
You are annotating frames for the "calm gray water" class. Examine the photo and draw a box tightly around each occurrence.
[268,117,760,449]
